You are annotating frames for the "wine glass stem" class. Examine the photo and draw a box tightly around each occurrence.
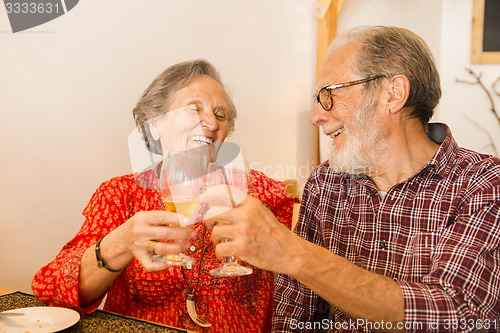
[225,256,237,264]
[222,239,236,264]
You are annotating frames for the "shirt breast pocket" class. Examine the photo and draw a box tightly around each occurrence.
[404,232,439,282]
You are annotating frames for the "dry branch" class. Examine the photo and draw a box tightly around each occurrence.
[456,68,500,156]
[455,68,500,124]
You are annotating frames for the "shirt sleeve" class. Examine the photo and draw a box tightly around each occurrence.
[31,177,131,314]
[398,188,500,332]
[272,171,330,332]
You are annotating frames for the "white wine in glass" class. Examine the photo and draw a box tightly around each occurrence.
[152,151,207,267]
[163,197,200,217]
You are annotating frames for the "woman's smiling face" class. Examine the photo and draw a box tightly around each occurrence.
[149,74,230,154]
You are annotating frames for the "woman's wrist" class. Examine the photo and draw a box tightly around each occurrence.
[95,236,123,272]
[95,229,133,272]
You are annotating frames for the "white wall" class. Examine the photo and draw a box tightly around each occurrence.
[0,0,317,292]
[2,0,499,294]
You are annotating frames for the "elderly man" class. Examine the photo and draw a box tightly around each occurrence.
[203,26,500,332]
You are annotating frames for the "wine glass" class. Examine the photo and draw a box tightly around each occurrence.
[244,161,254,195]
[206,161,253,277]
[152,151,208,267]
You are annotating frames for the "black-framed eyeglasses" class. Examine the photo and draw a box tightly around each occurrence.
[315,75,385,111]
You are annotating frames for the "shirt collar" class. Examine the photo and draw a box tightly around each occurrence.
[424,123,459,178]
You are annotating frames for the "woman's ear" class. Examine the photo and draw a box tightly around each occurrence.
[386,74,410,114]
[148,119,161,141]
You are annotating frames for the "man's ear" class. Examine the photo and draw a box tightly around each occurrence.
[386,74,411,114]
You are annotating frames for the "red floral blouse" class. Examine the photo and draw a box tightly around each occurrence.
[32,169,297,332]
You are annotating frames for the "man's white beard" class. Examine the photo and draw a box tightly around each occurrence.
[327,99,387,176]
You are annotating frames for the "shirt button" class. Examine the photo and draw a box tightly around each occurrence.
[189,245,196,252]
[380,240,388,249]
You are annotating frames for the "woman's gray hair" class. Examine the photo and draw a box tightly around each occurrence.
[329,26,442,127]
[132,59,237,154]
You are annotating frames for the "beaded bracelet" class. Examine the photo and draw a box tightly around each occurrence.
[95,236,122,272]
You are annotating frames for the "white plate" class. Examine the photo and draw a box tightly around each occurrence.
[0,307,80,333]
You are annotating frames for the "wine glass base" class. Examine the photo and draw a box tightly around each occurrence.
[152,253,195,268]
[209,264,253,277]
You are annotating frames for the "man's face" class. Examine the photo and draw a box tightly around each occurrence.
[311,43,387,175]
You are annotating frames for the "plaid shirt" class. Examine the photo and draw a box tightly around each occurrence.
[273,123,500,333]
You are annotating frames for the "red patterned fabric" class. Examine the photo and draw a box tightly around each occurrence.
[32,169,298,332]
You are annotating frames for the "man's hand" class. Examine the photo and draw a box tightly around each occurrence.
[201,185,303,274]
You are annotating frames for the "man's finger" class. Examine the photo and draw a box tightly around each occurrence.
[200,184,248,207]
[204,204,247,230]
[210,224,237,245]
[211,239,234,258]
[204,205,233,222]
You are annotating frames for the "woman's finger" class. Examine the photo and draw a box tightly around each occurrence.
[134,210,190,227]
[152,240,191,256]
[135,252,172,272]
[147,225,196,241]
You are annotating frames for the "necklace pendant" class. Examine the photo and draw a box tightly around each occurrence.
[186,293,212,328]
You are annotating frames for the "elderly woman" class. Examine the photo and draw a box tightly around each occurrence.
[32,59,297,332]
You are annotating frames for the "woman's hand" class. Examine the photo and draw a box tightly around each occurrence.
[114,210,196,271]
[79,210,195,307]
